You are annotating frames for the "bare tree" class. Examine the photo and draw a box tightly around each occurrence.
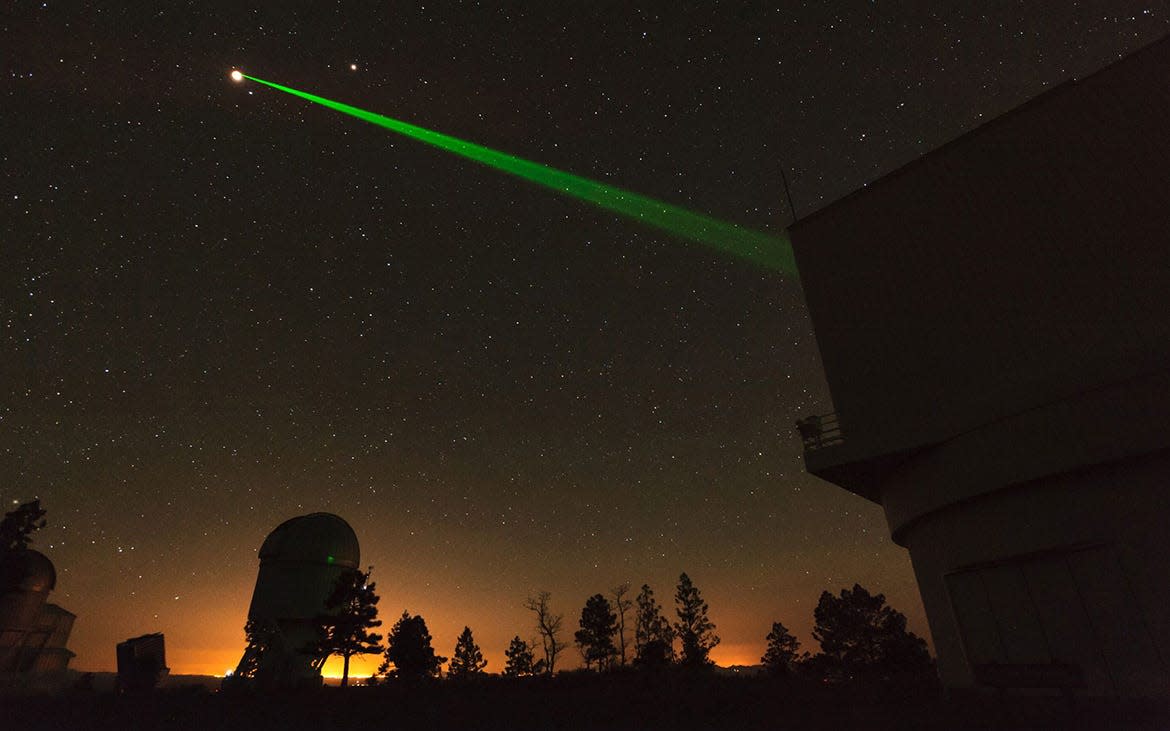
[611,583,632,666]
[524,591,565,675]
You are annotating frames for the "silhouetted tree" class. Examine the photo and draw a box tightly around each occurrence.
[503,636,536,677]
[378,611,446,681]
[634,583,675,667]
[575,594,618,671]
[761,621,801,675]
[524,591,565,675]
[674,573,719,668]
[1,499,46,552]
[811,584,932,681]
[305,567,383,686]
[1,499,47,592]
[449,626,487,679]
[233,618,282,680]
[611,583,632,666]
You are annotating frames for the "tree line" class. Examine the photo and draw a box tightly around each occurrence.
[282,566,931,687]
[1,501,932,689]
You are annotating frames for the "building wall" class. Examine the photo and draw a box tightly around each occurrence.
[898,451,1170,695]
[236,514,361,687]
[38,604,75,651]
[245,557,351,683]
[880,368,1170,540]
[790,36,1170,696]
[791,37,1170,470]
[0,587,50,673]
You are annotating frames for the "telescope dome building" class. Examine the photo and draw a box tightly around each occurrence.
[0,549,76,678]
[233,513,359,687]
[791,37,1170,697]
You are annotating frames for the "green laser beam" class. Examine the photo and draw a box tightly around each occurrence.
[242,74,794,274]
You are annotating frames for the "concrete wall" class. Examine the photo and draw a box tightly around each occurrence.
[236,513,361,687]
[0,587,49,673]
[790,36,1170,696]
[898,451,1170,695]
[791,37,1170,468]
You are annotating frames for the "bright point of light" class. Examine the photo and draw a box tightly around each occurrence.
[349,63,358,71]
[230,70,244,82]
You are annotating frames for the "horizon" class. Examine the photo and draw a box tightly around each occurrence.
[6,1,1167,688]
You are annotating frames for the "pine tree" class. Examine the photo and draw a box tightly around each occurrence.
[811,584,932,680]
[306,567,384,686]
[503,636,536,677]
[634,583,675,667]
[0,499,46,552]
[448,626,488,679]
[674,573,719,668]
[378,611,446,681]
[574,593,618,671]
[1,499,48,592]
[761,621,801,675]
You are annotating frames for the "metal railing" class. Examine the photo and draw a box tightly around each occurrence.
[796,412,843,450]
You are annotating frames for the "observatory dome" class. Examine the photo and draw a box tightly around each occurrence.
[7,550,57,593]
[257,512,359,569]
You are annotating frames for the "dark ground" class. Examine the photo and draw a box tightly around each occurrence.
[5,673,1170,731]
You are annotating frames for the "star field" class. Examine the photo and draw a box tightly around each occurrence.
[3,2,1168,675]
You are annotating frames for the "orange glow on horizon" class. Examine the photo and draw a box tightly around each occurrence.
[55,531,929,680]
[117,642,770,678]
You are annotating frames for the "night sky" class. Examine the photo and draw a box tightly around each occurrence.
[4,2,1168,677]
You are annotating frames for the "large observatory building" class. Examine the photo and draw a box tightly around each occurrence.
[0,550,76,680]
[791,37,1170,696]
[233,512,360,687]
